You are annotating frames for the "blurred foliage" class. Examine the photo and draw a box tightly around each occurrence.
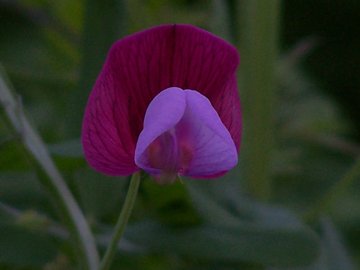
[1,0,360,269]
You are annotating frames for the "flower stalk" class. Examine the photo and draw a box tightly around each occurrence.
[100,172,141,270]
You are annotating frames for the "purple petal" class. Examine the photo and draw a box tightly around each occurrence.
[81,76,138,175]
[172,26,241,149]
[134,87,186,175]
[135,88,238,179]
[180,90,238,177]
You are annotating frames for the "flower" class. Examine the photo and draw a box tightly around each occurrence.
[82,24,241,183]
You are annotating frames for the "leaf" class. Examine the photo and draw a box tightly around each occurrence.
[266,218,355,270]
[181,181,321,267]
[186,179,241,227]
[73,168,127,219]
[68,0,126,136]
[0,223,57,267]
[141,179,200,226]
[0,172,47,210]
[0,140,31,171]
[125,220,319,267]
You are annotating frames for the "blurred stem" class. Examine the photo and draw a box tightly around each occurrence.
[225,0,240,44]
[0,67,99,270]
[305,156,360,222]
[239,0,282,200]
[100,172,141,270]
[212,0,239,44]
[68,0,127,137]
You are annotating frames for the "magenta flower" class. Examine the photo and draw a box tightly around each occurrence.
[82,24,241,183]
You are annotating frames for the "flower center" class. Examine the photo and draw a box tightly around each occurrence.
[146,128,193,183]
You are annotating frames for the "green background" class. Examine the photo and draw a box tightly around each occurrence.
[0,0,359,269]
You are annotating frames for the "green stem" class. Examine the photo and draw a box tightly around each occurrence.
[305,156,360,221]
[239,0,282,200]
[211,0,239,43]
[225,0,240,44]
[0,66,99,270]
[100,172,141,270]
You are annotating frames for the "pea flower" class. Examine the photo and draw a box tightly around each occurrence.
[82,24,241,183]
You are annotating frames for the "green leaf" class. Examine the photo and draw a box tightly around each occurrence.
[125,219,319,267]
[267,218,354,270]
[181,181,321,266]
[141,179,200,226]
[73,168,127,219]
[0,141,31,171]
[186,180,240,227]
[68,0,127,136]
[0,223,57,267]
[0,172,47,209]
